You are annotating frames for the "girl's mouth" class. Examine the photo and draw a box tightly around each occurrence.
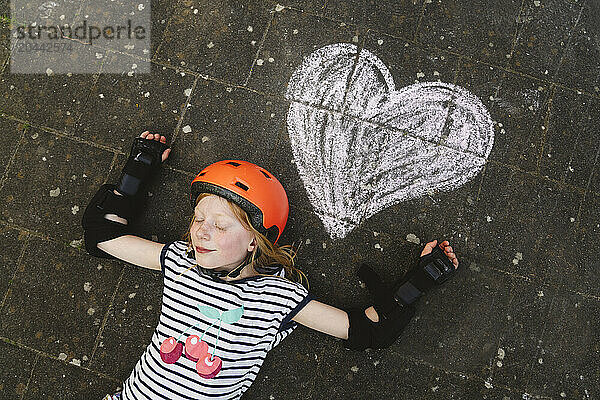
[196,246,215,254]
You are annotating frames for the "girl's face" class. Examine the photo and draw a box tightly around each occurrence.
[190,195,256,271]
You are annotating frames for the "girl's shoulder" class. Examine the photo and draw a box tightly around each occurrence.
[160,240,196,275]
[164,240,194,258]
[251,272,309,296]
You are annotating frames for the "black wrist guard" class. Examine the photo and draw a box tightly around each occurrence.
[116,137,169,197]
[81,184,136,259]
[395,245,457,305]
[344,304,415,351]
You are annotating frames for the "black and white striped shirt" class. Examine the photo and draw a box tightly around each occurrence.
[122,240,313,400]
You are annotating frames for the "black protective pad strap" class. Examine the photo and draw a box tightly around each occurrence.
[345,308,373,350]
[357,263,401,320]
[394,281,422,305]
[82,184,135,258]
[116,137,169,197]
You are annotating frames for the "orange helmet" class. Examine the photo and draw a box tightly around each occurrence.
[190,160,288,244]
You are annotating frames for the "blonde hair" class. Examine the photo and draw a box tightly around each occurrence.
[181,193,309,290]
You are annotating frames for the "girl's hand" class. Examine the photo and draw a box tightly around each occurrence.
[140,130,171,162]
[420,239,459,269]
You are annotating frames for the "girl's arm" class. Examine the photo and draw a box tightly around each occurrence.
[97,235,164,271]
[292,241,459,347]
[291,300,379,339]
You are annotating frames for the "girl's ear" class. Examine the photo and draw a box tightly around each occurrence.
[248,237,257,252]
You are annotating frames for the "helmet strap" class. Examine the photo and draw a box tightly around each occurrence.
[225,261,246,279]
[224,251,255,279]
[188,252,252,280]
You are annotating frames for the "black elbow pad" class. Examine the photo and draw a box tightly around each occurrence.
[344,304,415,351]
[81,184,135,258]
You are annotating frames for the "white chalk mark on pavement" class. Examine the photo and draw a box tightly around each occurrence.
[285,43,494,240]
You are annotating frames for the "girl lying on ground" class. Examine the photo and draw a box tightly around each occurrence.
[83,131,459,400]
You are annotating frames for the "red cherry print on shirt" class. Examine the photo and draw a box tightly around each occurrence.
[185,335,209,362]
[196,354,222,379]
[160,337,183,364]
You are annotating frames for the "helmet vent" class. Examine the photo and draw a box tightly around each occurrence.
[235,181,249,191]
[198,172,206,177]
[226,161,242,167]
[260,170,271,179]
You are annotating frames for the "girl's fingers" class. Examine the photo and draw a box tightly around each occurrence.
[140,132,169,145]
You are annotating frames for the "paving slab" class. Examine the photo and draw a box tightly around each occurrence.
[23,355,120,399]
[0,73,98,134]
[456,62,553,174]
[398,266,513,378]
[0,19,12,73]
[0,339,38,399]
[0,224,28,312]
[171,77,285,173]
[488,277,557,392]
[74,56,195,152]
[541,87,600,188]
[361,31,461,87]
[245,7,364,98]
[272,0,327,13]
[0,117,25,181]
[468,161,583,283]
[355,167,479,251]
[417,0,522,68]
[0,234,123,363]
[313,345,527,400]
[555,0,600,94]
[0,126,115,243]
[509,0,583,83]
[550,190,600,297]
[524,289,599,399]
[155,0,275,85]
[591,155,600,195]
[324,0,423,41]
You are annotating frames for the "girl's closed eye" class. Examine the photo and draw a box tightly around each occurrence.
[195,217,227,231]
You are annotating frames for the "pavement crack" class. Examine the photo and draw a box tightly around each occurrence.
[574,137,600,230]
[244,7,275,87]
[172,74,200,145]
[19,352,40,400]
[0,230,31,310]
[505,0,528,70]
[551,0,586,83]
[88,266,126,366]
[535,85,556,175]
[0,120,26,194]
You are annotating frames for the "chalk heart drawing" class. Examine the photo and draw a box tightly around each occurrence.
[285,43,495,240]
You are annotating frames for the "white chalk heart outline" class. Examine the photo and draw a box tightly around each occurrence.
[285,43,494,240]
